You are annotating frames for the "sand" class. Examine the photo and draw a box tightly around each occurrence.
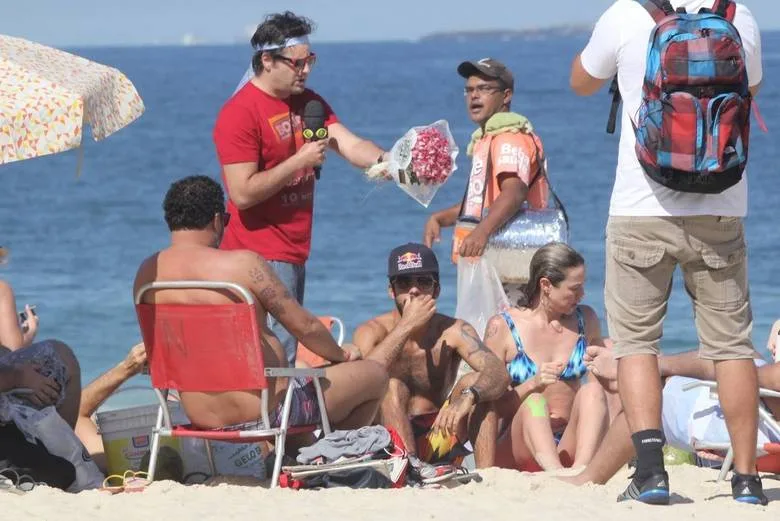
[3,465,778,520]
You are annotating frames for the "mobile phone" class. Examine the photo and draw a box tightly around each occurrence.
[18,306,37,323]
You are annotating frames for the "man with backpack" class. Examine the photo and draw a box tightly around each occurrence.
[569,0,766,505]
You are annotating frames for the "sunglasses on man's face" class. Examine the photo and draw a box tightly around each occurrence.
[392,275,437,291]
[275,53,317,72]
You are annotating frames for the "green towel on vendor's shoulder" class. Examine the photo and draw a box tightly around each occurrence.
[467,112,534,156]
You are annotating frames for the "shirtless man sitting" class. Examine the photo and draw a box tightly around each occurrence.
[353,243,508,476]
[133,175,388,438]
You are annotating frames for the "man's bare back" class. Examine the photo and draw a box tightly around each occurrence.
[134,175,381,433]
[134,244,303,428]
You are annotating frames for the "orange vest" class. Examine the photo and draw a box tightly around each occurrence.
[452,131,548,263]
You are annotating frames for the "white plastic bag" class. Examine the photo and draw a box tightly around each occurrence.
[454,257,511,340]
[386,119,459,208]
[8,404,104,492]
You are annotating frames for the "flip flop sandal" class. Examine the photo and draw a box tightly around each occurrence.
[123,470,151,493]
[100,474,127,494]
[0,468,38,494]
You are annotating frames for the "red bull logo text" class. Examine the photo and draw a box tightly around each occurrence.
[397,252,423,271]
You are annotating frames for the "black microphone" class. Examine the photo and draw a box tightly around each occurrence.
[302,100,328,180]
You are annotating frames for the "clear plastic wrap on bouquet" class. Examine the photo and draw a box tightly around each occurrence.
[388,119,459,207]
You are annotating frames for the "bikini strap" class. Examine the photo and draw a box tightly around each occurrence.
[575,306,586,337]
[500,311,524,353]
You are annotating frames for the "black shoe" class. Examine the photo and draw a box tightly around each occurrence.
[731,473,769,506]
[140,446,184,483]
[617,471,670,505]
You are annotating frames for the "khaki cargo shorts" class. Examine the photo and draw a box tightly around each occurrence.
[605,215,755,360]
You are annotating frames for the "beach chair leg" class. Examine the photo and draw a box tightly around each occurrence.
[313,377,331,435]
[205,440,217,478]
[147,434,161,482]
[147,405,166,481]
[271,433,286,488]
[718,447,734,482]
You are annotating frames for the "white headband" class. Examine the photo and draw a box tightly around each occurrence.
[231,35,311,96]
[256,35,310,51]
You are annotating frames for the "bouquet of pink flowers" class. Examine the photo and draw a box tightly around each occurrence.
[383,120,459,207]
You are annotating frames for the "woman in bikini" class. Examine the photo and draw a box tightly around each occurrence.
[483,242,609,472]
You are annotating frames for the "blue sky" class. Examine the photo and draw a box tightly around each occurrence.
[2,0,777,47]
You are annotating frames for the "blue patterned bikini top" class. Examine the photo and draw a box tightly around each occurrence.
[501,306,588,386]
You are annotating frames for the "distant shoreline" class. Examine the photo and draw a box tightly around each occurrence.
[418,25,594,42]
[60,26,779,50]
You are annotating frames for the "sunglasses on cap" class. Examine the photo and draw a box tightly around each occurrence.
[391,275,437,291]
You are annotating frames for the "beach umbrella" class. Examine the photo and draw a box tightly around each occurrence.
[0,34,145,166]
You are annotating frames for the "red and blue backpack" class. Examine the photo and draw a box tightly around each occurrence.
[606,0,753,194]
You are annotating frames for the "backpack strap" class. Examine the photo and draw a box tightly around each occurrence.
[606,77,621,134]
[710,0,736,21]
[636,0,675,23]
[609,0,675,134]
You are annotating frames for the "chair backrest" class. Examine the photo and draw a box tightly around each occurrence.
[295,316,344,368]
[135,281,268,393]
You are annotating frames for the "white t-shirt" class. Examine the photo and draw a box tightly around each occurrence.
[580,0,763,217]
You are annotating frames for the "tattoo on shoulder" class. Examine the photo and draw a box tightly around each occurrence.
[484,318,500,340]
[249,257,266,285]
[249,267,264,285]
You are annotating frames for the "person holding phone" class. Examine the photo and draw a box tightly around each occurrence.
[0,247,39,351]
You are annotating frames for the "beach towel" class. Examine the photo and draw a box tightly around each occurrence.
[297,425,391,464]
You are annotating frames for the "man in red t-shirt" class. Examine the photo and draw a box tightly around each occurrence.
[213,12,389,365]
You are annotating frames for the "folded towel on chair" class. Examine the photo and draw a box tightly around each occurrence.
[297,425,391,464]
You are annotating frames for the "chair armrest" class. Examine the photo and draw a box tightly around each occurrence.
[265,367,327,378]
[682,380,717,392]
[759,388,780,399]
[681,380,780,400]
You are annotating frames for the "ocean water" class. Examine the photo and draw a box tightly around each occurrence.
[2,34,779,397]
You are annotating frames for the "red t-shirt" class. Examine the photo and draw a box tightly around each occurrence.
[213,83,338,264]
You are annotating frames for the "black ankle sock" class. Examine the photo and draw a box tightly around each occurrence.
[631,429,665,479]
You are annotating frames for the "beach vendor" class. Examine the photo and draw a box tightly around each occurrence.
[352,243,508,482]
[422,58,560,302]
[212,11,390,365]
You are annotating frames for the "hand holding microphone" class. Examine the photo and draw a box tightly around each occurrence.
[302,100,328,180]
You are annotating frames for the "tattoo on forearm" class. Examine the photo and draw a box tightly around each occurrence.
[459,322,508,401]
[472,351,510,401]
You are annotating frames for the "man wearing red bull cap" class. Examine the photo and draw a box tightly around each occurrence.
[352,243,509,483]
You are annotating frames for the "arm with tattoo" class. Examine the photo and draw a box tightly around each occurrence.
[451,321,510,402]
[246,255,346,363]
